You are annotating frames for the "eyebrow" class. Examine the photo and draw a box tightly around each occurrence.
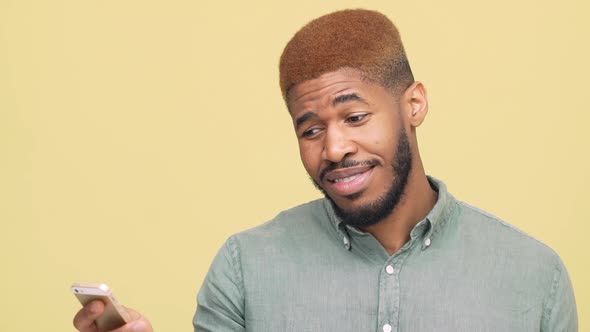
[332,93,368,107]
[294,111,318,131]
[294,93,368,131]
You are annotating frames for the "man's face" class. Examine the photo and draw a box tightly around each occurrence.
[288,69,413,228]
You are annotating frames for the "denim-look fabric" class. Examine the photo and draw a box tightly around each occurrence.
[194,177,577,331]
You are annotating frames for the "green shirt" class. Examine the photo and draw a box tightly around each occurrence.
[193,177,577,331]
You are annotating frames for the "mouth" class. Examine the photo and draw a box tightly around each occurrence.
[324,166,375,197]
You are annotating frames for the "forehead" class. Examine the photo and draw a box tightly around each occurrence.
[288,69,378,114]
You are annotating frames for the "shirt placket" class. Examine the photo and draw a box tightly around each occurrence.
[377,250,407,332]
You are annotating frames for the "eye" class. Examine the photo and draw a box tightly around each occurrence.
[346,113,368,123]
[301,127,322,138]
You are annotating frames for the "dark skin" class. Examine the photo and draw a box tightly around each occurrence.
[73,68,437,331]
[73,300,152,332]
[289,68,437,254]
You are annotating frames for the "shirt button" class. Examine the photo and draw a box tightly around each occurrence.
[424,237,431,247]
[343,237,350,246]
[385,265,394,274]
[383,323,392,332]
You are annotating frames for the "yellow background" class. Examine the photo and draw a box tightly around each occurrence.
[1,0,588,330]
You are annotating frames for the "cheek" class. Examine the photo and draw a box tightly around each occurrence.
[361,127,396,156]
[298,143,319,177]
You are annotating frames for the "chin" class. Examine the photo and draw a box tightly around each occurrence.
[325,174,410,228]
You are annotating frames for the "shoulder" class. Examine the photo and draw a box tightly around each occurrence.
[227,198,336,251]
[239,198,328,235]
[455,200,562,266]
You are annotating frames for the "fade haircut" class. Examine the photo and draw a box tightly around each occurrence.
[279,9,414,103]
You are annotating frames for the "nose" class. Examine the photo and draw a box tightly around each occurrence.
[322,126,357,163]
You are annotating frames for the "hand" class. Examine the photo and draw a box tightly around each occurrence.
[73,300,154,332]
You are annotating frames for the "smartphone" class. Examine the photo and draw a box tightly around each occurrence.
[71,282,131,332]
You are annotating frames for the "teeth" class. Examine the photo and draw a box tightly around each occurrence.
[333,174,360,183]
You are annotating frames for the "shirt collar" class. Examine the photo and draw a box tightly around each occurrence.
[323,176,457,251]
[420,176,457,249]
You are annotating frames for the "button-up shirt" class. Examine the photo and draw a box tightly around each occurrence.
[194,177,577,331]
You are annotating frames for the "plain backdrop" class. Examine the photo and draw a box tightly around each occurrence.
[1,0,588,331]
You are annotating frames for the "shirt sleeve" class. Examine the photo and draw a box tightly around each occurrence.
[193,236,245,332]
[541,256,578,332]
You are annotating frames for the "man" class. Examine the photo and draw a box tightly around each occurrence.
[74,9,577,332]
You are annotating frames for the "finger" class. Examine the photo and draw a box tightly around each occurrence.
[109,316,153,332]
[123,306,142,320]
[73,300,105,332]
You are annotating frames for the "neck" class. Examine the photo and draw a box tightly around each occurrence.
[360,164,438,255]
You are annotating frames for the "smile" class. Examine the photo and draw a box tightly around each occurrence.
[332,174,363,183]
[325,166,375,196]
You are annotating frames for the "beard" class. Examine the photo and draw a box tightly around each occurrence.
[312,128,413,228]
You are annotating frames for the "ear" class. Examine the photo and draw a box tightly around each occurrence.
[401,81,428,128]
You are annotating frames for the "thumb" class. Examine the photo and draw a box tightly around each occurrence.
[129,319,151,332]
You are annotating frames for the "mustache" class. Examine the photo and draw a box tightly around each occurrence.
[319,158,382,182]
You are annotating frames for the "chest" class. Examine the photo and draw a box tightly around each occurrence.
[239,249,544,332]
